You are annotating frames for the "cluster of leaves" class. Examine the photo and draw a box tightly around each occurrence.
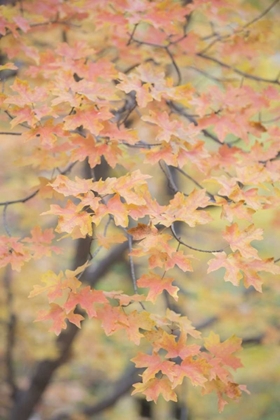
[0,0,280,416]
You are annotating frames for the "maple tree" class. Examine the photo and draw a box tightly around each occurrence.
[0,0,280,419]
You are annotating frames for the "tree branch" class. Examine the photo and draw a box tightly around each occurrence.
[3,266,19,401]
[50,365,141,420]
[197,53,280,85]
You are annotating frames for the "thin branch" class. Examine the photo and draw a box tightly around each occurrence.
[50,365,141,420]
[165,46,182,85]
[199,0,280,55]
[170,224,224,254]
[172,166,205,191]
[0,162,76,207]
[172,166,216,202]
[242,0,280,29]
[186,65,235,83]
[127,234,138,293]
[197,53,280,85]
[0,132,22,136]
[127,23,138,46]
[0,189,39,207]
[159,160,181,196]
[167,100,223,145]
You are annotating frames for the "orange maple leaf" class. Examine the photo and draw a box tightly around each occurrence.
[64,286,107,318]
[35,303,84,335]
[132,352,175,383]
[172,357,208,388]
[132,377,177,402]
[137,272,179,302]
[223,223,263,259]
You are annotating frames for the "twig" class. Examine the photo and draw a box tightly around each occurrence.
[159,160,181,195]
[0,162,76,207]
[127,234,138,293]
[165,46,182,85]
[127,23,138,46]
[199,0,280,54]
[167,100,223,145]
[243,0,280,29]
[170,224,224,254]
[197,53,280,85]
[0,132,22,136]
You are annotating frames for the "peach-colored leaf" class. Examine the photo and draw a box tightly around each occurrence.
[137,272,179,302]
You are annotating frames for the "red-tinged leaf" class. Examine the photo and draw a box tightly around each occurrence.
[145,142,177,166]
[9,107,38,128]
[35,304,84,335]
[13,16,30,32]
[64,286,107,318]
[142,111,184,143]
[208,252,243,287]
[132,377,177,402]
[4,78,47,106]
[29,270,64,301]
[65,261,91,280]
[67,311,84,329]
[0,236,30,271]
[131,352,175,383]
[104,194,129,227]
[157,331,201,359]
[29,264,83,302]
[123,311,155,345]
[172,357,208,388]
[21,120,65,148]
[164,309,201,339]
[96,303,128,336]
[117,74,153,108]
[23,226,61,259]
[165,250,193,272]
[137,272,179,303]
[49,175,95,197]
[204,332,243,371]
[69,134,102,168]
[104,291,145,306]
[95,231,127,249]
[161,190,212,227]
[42,200,93,238]
[63,106,112,136]
[202,378,247,413]
[223,223,263,259]
[238,257,280,292]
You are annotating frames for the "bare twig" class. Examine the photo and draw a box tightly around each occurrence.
[170,224,224,254]
[165,46,182,85]
[127,234,138,293]
[127,23,139,46]
[167,100,223,145]
[243,0,280,29]
[197,53,280,85]
[159,160,181,195]
[0,162,76,208]
[0,132,22,136]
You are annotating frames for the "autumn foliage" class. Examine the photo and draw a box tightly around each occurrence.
[0,0,280,419]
